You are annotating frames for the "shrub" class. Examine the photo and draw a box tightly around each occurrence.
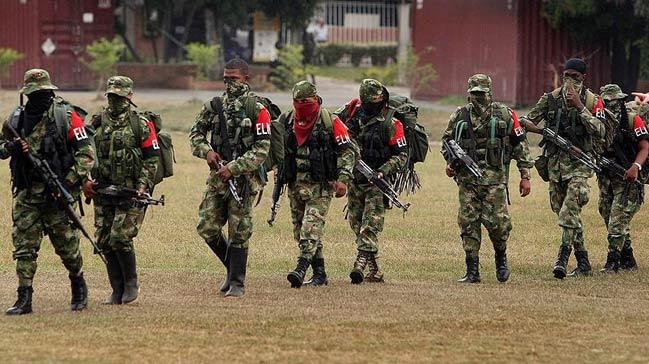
[269,45,312,90]
[315,43,397,66]
[82,38,125,97]
[186,43,220,81]
[0,48,24,88]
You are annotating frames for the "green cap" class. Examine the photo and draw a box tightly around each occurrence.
[359,79,385,103]
[467,74,492,93]
[600,84,628,101]
[106,76,134,97]
[19,69,58,95]
[292,80,318,100]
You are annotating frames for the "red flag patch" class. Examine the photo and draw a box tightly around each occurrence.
[332,116,351,146]
[67,111,88,141]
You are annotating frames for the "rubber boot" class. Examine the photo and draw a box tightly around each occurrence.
[494,249,510,283]
[567,250,593,277]
[116,250,139,304]
[225,247,248,298]
[458,252,480,283]
[70,273,88,311]
[206,235,230,293]
[287,257,311,288]
[364,253,385,283]
[600,249,621,273]
[6,286,33,316]
[553,245,572,279]
[103,251,123,305]
[349,250,370,284]
[304,258,328,286]
[620,245,638,271]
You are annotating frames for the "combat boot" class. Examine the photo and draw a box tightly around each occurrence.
[350,250,370,284]
[567,250,592,277]
[206,235,230,293]
[458,252,480,283]
[304,258,328,286]
[365,253,385,283]
[225,247,248,298]
[116,250,139,304]
[494,249,510,283]
[600,249,621,273]
[287,257,311,288]
[70,273,88,311]
[103,251,123,305]
[6,286,33,316]
[553,245,572,279]
[620,245,638,271]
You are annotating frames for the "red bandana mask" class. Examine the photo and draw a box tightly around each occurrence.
[293,101,320,146]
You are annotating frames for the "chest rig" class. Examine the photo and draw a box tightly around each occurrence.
[95,110,143,186]
[543,89,595,154]
[208,94,257,162]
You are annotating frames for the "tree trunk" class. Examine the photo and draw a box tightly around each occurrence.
[95,75,105,100]
[626,43,642,93]
[214,13,224,75]
[175,2,201,62]
[610,35,628,91]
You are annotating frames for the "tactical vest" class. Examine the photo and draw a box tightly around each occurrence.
[206,94,260,162]
[543,88,598,154]
[347,108,397,171]
[606,107,644,169]
[282,109,337,183]
[9,100,76,191]
[453,104,513,169]
[94,111,144,186]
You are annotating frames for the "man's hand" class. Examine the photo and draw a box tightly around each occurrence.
[206,150,221,169]
[625,164,640,183]
[632,92,649,104]
[216,164,233,182]
[565,84,584,110]
[82,179,98,199]
[445,164,456,177]
[519,178,531,197]
[9,138,30,154]
[333,181,347,198]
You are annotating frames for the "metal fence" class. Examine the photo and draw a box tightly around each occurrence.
[315,1,399,44]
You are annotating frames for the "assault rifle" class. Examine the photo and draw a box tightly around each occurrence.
[94,185,165,207]
[442,139,484,178]
[533,127,602,173]
[218,160,243,206]
[597,156,644,206]
[5,116,107,265]
[355,160,411,213]
[267,169,285,226]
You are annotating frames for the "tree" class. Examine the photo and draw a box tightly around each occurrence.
[542,0,649,92]
[0,48,24,89]
[82,38,125,98]
[186,43,220,80]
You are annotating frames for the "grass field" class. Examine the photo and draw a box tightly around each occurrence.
[0,92,649,363]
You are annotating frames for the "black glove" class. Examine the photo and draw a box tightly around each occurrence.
[4,140,17,152]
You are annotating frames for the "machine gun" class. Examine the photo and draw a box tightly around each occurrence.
[441,139,484,178]
[94,185,165,207]
[597,156,644,206]
[533,127,602,173]
[355,160,410,213]
[218,160,243,207]
[267,169,285,226]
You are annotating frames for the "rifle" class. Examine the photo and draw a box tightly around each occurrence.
[597,156,644,206]
[5,115,107,265]
[218,160,243,206]
[534,127,602,173]
[267,168,285,226]
[355,160,411,213]
[94,184,165,207]
[442,139,484,178]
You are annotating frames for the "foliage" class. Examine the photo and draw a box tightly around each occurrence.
[314,43,398,67]
[268,45,312,90]
[402,46,438,95]
[82,38,125,96]
[257,0,319,29]
[186,43,220,80]
[359,65,398,85]
[0,48,24,87]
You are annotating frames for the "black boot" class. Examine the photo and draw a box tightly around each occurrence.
[206,235,230,293]
[103,251,123,305]
[567,250,593,277]
[225,247,248,298]
[494,249,510,283]
[304,258,328,286]
[458,252,480,283]
[600,249,621,273]
[365,253,385,283]
[70,273,88,311]
[350,251,370,284]
[116,250,139,304]
[620,245,638,271]
[553,245,572,279]
[6,286,33,316]
[287,257,311,288]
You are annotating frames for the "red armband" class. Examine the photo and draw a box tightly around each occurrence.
[141,120,160,150]
[67,111,89,142]
[389,120,407,147]
[255,107,271,136]
[332,116,351,145]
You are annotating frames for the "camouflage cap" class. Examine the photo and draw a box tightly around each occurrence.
[106,76,134,97]
[19,69,58,95]
[467,74,492,93]
[600,84,628,101]
[359,79,385,103]
[292,80,318,100]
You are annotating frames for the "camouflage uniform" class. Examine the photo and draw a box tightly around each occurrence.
[442,74,533,283]
[0,69,96,314]
[190,78,271,297]
[597,84,648,272]
[525,65,606,278]
[91,76,161,304]
[282,81,356,287]
[335,79,408,284]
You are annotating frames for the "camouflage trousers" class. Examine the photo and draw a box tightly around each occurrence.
[94,196,146,253]
[348,182,384,253]
[457,183,511,254]
[11,190,84,287]
[549,177,590,251]
[597,174,643,252]
[288,182,333,260]
[197,183,255,249]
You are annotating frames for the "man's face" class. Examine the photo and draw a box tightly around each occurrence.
[563,69,584,82]
[223,68,248,84]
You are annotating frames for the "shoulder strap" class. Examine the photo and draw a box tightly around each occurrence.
[52,102,70,137]
[460,106,476,142]
[211,96,232,161]
[245,96,260,120]
[585,89,597,110]
[129,111,143,142]
[320,108,334,134]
